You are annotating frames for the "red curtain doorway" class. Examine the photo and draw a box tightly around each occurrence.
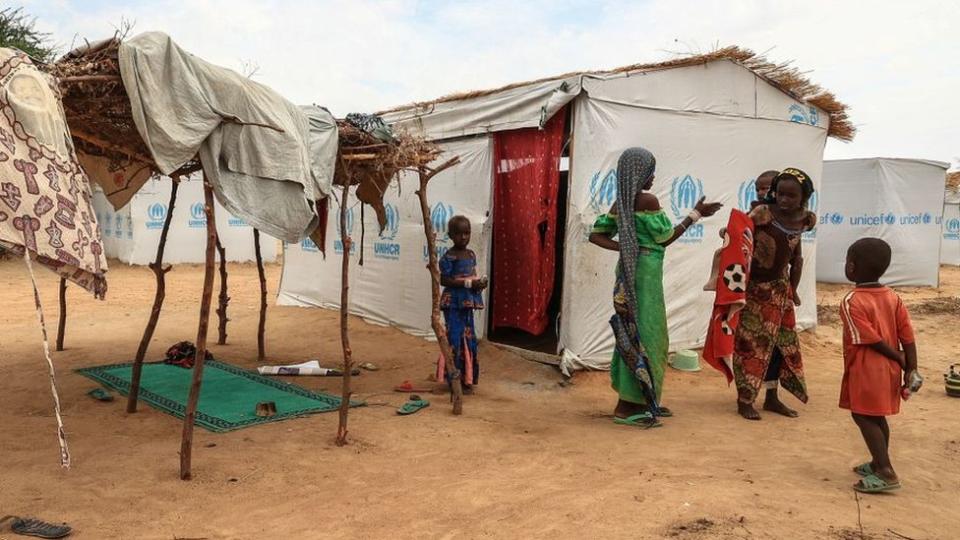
[491,108,567,335]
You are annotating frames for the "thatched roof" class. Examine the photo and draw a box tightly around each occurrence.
[948,171,960,190]
[381,46,854,141]
[47,37,441,193]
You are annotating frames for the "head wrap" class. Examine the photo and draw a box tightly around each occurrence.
[763,167,816,207]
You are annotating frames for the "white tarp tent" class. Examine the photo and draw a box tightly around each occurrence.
[280,54,845,373]
[943,187,960,266]
[92,176,279,265]
[817,158,948,286]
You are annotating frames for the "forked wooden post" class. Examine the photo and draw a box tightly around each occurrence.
[335,182,354,446]
[215,236,229,345]
[415,157,463,415]
[253,229,267,363]
[55,278,67,351]
[127,177,180,413]
[179,178,218,480]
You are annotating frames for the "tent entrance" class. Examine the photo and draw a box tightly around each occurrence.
[486,110,568,356]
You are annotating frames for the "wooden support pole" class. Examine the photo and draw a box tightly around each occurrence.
[127,178,179,413]
[55,278,67,351]
[215,236,229,345]
[415,157,464,415]
[335,182,354,446]
[253,229,267,363]
[179,178,218,480]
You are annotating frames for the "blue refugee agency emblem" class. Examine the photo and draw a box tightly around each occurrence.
[669,174,704,221]
[380,203,400,241]
[737,179,757,211]
[431,202,455,241]
[588,169,617,213]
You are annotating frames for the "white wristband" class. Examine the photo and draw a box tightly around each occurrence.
[687,209,702,223]
[464,279,472,289]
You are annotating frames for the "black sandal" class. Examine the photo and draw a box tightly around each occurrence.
[0,515,72,538]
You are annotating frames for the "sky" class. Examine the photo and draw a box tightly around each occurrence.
[20,0,960,168]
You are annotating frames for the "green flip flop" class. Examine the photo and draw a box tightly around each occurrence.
[397,399,430,415]
[853,462,874,477]
[87,388,113,402]
[853,473,901,493]
[613,413,663,429]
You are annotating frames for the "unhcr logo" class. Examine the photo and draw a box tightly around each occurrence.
[588,169,618,214]
[228,215,247,227]
[423,201,455,261]
[802,191,819,243]
[146,203,167,230]
[188,202,206,228]
[300,238,320,252]
[334,206,357,255]
[737,179,758,211]
[789,104,820,127]
[374,203,401,260]
[669,174,705,243]
[944,218,960,240]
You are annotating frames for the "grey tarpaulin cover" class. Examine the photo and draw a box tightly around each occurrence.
[118,32,334,242]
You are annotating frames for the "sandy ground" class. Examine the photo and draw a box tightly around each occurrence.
[0,258,957,540]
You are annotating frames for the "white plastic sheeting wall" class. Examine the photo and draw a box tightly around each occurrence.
[91,176,278,264]
[942,189,960,266]
[817,159,948,286]
[277,136,494,338]
[558,95,826,373]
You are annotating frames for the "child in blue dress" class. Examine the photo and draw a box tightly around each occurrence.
[437,215,487,393]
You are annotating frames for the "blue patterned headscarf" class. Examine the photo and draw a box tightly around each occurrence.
[615,147,657,321]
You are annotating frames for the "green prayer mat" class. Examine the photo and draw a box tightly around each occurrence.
[77,360,360,432]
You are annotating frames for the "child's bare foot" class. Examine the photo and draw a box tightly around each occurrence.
[737,402,761,420]
[763,396,799,418]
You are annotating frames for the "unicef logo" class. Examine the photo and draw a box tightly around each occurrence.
[669,174,704,221]
[380,203,400,241]
[922,212,932,225]
[588,170,617,213]
[831,213,844,225]
[431,202,455,241]
[737,179,758,211]
[884,214,896,225]
[947,218,960,233]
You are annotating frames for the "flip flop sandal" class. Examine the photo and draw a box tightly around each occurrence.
[87,388,114,402]
[393,380,433,393]
[657,406,673,417]
[397,399,430,415]
[255,401,277,418]
[358,362,379,371]
[0,516,72,539]
[853,473,901,493]
[853,462,874,477]
[613,413,663,429]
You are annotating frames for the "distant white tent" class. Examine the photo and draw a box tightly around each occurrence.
[278,48,853,374]
[92,176,278,265]
[943,186,960,266]
[817,158,948,287]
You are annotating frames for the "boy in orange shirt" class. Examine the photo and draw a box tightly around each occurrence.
[839,238,923,493]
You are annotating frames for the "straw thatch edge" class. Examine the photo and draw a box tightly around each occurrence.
[947,171,960,190]
[381,46,854,141]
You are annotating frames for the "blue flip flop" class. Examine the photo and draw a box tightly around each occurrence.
[397,399,430,415]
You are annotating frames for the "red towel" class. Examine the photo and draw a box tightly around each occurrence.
[702,210,754,383]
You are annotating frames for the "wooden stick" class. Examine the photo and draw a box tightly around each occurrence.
[335,182,354,446]
[55,278,67,351]
[179,178,218,480]
[340,154,378,161]
[253,229,267,363]
[415,157,464,415]
[127,177,179,413]
[71,130,154,165]
[215,236,229,345]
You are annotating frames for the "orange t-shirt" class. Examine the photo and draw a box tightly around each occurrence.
[839,286,915,416]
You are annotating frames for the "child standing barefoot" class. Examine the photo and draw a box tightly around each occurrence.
[840,238,922,493]
[437,216,487,394]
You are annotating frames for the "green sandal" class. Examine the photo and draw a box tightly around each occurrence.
[613,413,662,429]
[853,473,901,493]
[397,399,430,415]
[853,462,873,477]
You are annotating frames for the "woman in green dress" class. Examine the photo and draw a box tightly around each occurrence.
[589,147,722,427]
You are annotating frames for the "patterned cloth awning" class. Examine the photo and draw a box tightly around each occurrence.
[0,49,107,298]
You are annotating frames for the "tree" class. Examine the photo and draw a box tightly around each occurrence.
[0,7,57,62]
